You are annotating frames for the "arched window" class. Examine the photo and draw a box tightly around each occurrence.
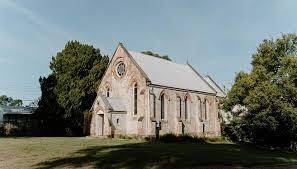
[106,87,110,97]
[153,95,156,118]
[185,96,188,119]
[198,98,202,119]
[203,123,205,133]
[133,84,137,115]
[204,99,208,120]
[160,93,165,120]
[177,97,182,118]
[216,98,220,120]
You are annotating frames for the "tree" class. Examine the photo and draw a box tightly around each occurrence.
[0,95,23,107]
[223,34,297,146]
[34,75,65,136]
[141,51,172,61]
[36,41,109,135]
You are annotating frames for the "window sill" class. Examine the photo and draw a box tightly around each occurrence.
[150,117,156,122]
[185,119,191,123]
[161,119,168,123]
[176,117,182,122]
[138,116,144,121]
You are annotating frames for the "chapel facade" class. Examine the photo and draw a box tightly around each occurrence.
[90,43,225,137]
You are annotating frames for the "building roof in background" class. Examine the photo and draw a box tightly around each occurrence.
[204,75,226,97]
[128,51,216,94]
[0,106,34,115]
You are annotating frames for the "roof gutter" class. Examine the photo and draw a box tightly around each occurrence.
[147,83,216,96]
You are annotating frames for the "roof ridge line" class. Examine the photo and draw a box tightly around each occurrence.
[205,75,226,96]
[130,51,171,61]
[129,50,188,67]
[186,63,217,94]
[99,93,113,111]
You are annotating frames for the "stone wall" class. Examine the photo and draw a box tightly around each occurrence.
[91,44,149,136]
[91,44,221,137]
[109,112,127,135]
[148,87,221,137]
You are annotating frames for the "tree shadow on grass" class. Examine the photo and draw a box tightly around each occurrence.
[34,142,297,169]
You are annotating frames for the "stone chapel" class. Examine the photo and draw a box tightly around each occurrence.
[90,43,225,137]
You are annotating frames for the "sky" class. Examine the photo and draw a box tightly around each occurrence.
[0,0,297,105]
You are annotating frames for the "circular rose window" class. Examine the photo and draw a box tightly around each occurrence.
[116,62,125,77]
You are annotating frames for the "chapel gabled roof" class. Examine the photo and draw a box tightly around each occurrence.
[127,50,216,94]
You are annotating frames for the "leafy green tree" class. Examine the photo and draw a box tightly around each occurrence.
[223,34,297,146]
[10,99,23,107]
[141,51,172,61]
[0,95,22,107]
[34,75,66,136]
[36,41,109,135]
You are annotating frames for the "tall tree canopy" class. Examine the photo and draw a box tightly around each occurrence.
[34,75,65,135]
[36,41,109,135]
[141,51,172,61]
[0,95,22,107]
[223,34,297,146]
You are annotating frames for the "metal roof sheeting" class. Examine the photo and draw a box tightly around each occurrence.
[97,94,126,112]
[128,51,216,94]
[204,76,226,97]
[106,97,126,112]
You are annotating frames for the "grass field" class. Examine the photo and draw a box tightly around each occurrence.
[1,137,297,169]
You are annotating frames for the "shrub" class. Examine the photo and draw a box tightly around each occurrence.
[0,124,4,136]
[4,123,18,136]
[153,133,226,144]
[83,111,92,136]
[222,118,248,143]
[117,134,140,139]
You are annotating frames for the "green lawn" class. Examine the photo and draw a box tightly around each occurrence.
[1,137,297,169]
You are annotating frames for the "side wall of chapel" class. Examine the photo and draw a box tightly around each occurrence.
[148,87,221,137]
